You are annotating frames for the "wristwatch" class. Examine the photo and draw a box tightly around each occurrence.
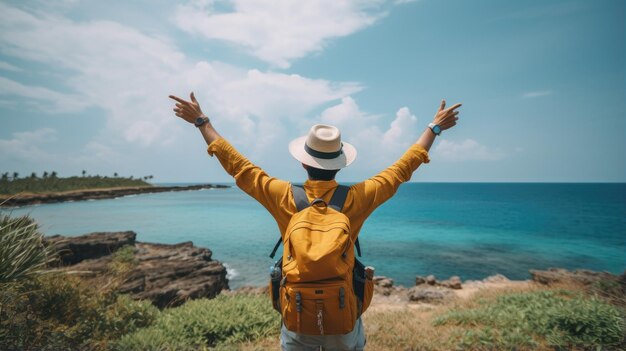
[428,122,441,136]
[194,116,209,127]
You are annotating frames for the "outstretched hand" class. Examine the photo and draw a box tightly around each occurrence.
[433,99,461,131]
[169,92,206,124]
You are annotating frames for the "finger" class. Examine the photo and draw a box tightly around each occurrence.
[439,99,446,112]
[190,92,197,103]
[169,95,188,104]
[445,103,462,112]
[176,103,184,108]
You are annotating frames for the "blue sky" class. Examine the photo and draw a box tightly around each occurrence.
[0,0,624,183]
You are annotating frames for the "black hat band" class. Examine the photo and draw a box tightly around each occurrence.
[304,143,343,159]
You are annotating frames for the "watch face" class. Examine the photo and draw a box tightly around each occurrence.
[195,117,205,126]
[433,125,441,134]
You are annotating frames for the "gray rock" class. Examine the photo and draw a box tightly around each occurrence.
[415,275,426,286]
[373,276,394,296]
[407,286,453,303]
[46,233,229,308]
[426,274,437,285]
[44,231,136,265]
[440,276,462,289]
[530,268,620,287]
[373,276,394,288]
[483,274,510,284]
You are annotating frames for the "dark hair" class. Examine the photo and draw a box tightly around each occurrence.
[304,165,339,181]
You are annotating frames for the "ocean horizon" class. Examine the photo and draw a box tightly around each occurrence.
[5,182,625,289]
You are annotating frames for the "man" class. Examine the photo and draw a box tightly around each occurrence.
[169,92,461,350]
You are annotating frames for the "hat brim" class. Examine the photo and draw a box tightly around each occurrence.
[288,135,357,170]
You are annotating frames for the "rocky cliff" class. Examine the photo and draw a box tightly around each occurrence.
[44,231,229,308]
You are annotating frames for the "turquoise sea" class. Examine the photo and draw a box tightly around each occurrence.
[5,183,625,289]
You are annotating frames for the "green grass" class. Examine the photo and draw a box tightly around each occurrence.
[109,245,138,276]
[113,294,281,351]
[0,213,158,351]
[0,175,151,195]
[1,274,159,351]
[434,289,626,350]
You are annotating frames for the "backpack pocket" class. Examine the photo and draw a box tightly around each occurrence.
[284,220,352,282]
[362,275,374,314]
[281,280,357,336]
[269,277,281,312]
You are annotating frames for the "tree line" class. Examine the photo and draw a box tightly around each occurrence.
[1,171,154,182]
[0,171,154,195]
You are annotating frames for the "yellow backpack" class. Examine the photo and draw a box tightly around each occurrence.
[269,185,373,335]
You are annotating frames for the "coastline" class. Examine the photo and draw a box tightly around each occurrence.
[9,229,624,350]
[0,183,231,207]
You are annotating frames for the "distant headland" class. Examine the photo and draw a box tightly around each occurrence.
[0,171,230,207]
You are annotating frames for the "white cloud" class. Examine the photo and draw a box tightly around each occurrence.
[522,90,552,98]
[0,128,57,162]
[321,96,364,125]
[382,107,417,147]
[0,2,362,150]
[0,61,21,72]
[433,139,506,161]
[174,0,385,68]
[0,76,87,113]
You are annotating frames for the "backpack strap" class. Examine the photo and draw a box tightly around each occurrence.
[329,185,361,257]
[270,184,309,258]
[291,185,310,211]
[327,184,362,256]
[328,185,349,212]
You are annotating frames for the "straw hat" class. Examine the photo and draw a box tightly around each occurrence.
[288,124,357,170]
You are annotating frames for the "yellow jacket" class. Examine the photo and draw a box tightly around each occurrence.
[207,138,430,241]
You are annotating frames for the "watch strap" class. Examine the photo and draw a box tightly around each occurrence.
[195,116,209,127]
[428,122,441,136]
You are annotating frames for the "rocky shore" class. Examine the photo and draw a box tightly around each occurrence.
[43,231,625,311]
[227,268,626,309]
[44,231,229,308]
[0,183,230,207]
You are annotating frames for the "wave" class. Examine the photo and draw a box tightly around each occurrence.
[223,263,239,281]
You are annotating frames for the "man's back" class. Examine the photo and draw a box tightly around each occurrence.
[169,92,462,350]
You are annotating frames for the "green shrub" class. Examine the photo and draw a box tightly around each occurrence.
[0,214,57,283]
[109,245,138,275]
[114,294,281,350]
[0,213,158,350]
[435,290,626,350]
[1,273,159,351]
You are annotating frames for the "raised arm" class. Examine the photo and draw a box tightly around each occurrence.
[416,99,461,151]
[346,99,462,220]
[168,92,292,225]
[169,92,221,145]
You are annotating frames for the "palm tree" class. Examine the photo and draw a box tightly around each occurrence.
[113,172,118,178]
[12,172,18,180]
[82,170,86,177]
[1,173,8,181]
[42,171,49,179]
[30,172,37,179]
[50,171,57,178]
